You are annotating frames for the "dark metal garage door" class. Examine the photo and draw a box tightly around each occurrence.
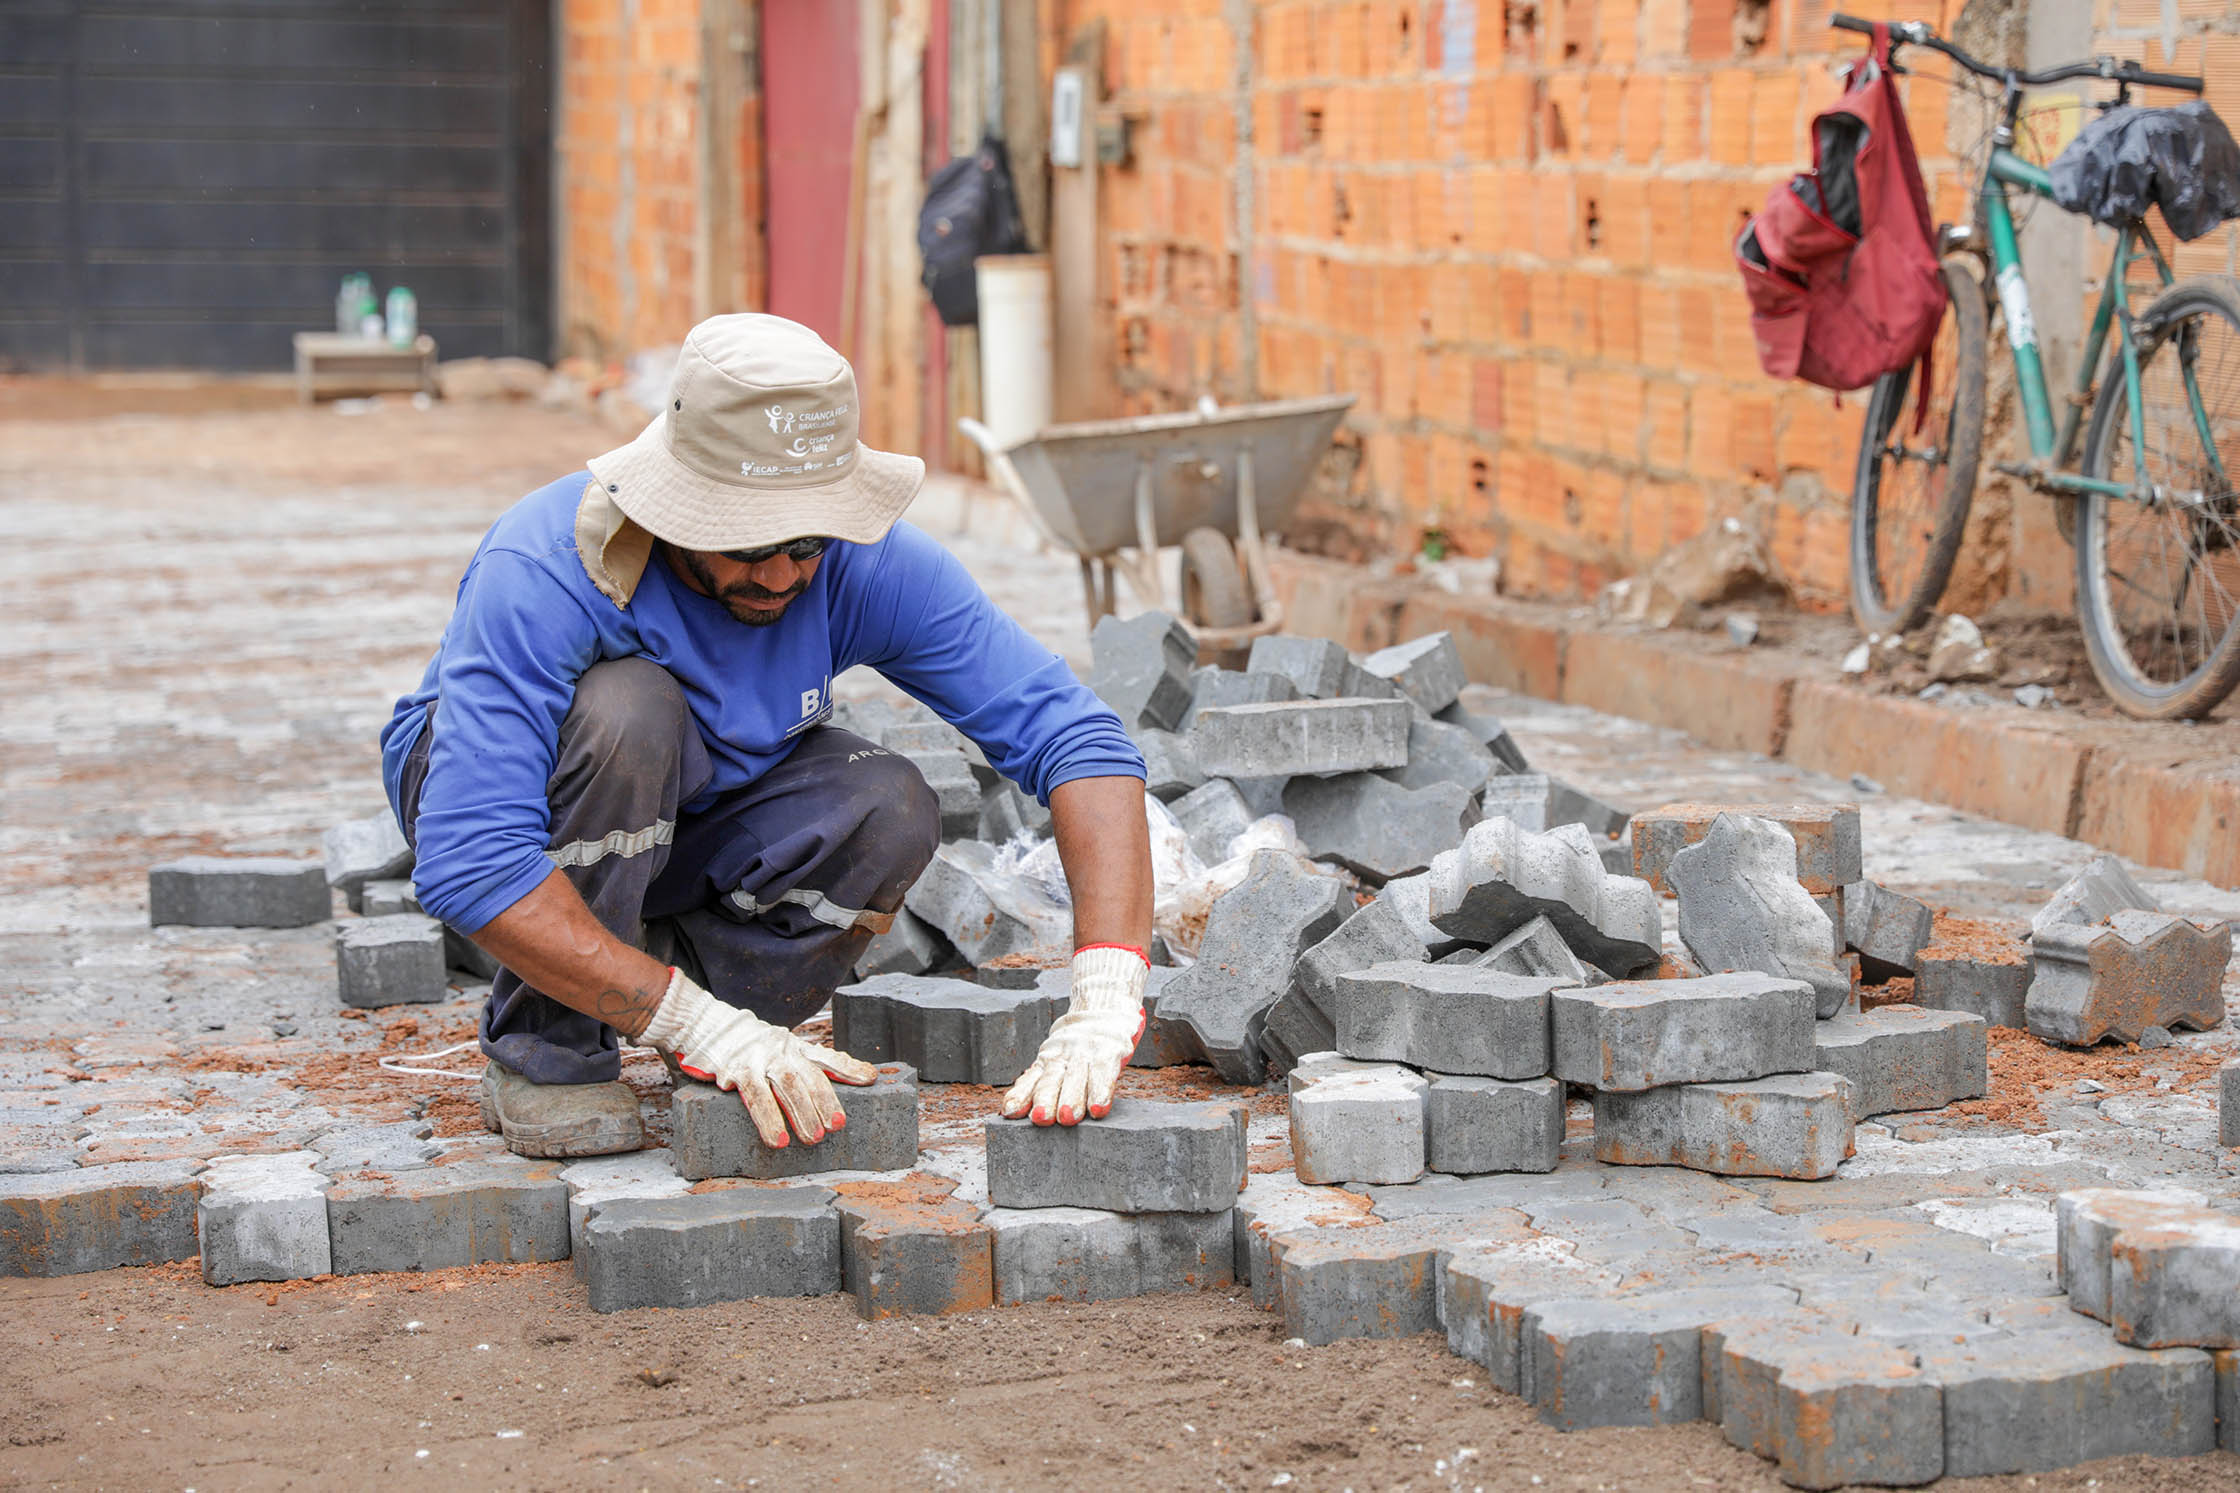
[0,0,551,372]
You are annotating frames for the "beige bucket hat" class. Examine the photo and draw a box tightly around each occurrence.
[585,313,923,552]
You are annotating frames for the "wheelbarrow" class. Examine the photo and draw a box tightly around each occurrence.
[957,393,1356,652]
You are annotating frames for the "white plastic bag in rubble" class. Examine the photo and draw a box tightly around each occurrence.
[987,796,1329,960]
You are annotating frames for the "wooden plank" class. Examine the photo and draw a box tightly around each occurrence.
[1049,26,1109,423]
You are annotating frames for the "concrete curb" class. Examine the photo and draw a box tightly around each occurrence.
[1269,552,2240,889]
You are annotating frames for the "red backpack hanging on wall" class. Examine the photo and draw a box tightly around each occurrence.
[1736,22,1947,391]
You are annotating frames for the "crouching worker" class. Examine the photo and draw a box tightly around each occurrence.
[381,314,1154,1158]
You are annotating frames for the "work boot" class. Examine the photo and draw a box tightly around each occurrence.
[478,1061,645,1158]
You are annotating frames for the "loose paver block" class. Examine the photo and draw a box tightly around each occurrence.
[580,1185,840,1312]
[0,1159,203,1276]
[1257,988,1335,1077]
[902,841,1070,968]
[1841,881,1935,981]
[834,1176,994,1318]
[334,913,448,1007]
[985,1098,1248,1213]
[2032,853,2160,938]
[1922,1332,2216,1475]
[1283,773,1476,884]
[1471,914,1601,985]
[1593,1073,1856,1180]
[359,878,418,917]
[1551,973,1817,1091]
[1170,778,1255,865]
[1130,967,1205,1068]
[2056,1188,2214,1323]
[831,974,1059,1085]
[323,812,413,911]
[1380,714,1499,797]
[1189,697,1412,779]
[1246,634,1368,700]
[1810,1005,1986,1117]
[2024,909,2230,1045]
[672,1063,919,1181]
[1294,896,1436,1022]
[1477,771,1551,832]
[1629,802,1862,896]
[1360,631,1466,714]
[1088,610,1196,732]
[149,856,330,928]
[2108,1210,2240,1349]
[901,746,982,841]
[1132,728,1208,803]
[1333,960,1560,1079]
[1714,1315,1944,1489]
[1436,700,1529,773]
[198,1152,333,1285]
[1668,813,1849,1018]
[1912,930,2032,1030]
[325,1158,568,1274]
[1156,851,1352,1083]
[2223,1060,2239,1149]
[1424,1074,1562,1175]
[986,1205,1234,1303]
[2220,1349,2239,1453]
[1184,665,1300,721]
[1288,1065,1428,1185]
[1544,779,1629,840]
[855,906,948,978]
[979,777,1053,844]
[1428,815,1662,976]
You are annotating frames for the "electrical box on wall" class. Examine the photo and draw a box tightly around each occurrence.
[1050,68,1085,168]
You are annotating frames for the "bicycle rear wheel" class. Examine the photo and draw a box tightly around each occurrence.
[1849,256,1988,636]
[2074,275,2240,719]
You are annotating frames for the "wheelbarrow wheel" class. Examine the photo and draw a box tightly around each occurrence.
[1179,526,1254,630]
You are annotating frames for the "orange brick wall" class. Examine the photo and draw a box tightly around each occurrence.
[1063,0,2240,610]
[556,0,767,361]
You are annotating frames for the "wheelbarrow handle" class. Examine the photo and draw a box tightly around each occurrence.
[956,417,1070,553]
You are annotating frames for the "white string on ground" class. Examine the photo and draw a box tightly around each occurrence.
[375,1040,666,1080]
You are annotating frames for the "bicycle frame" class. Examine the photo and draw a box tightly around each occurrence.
[1980,144,2230,498]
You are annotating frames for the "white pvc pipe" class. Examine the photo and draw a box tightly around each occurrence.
[974,253,1053,448]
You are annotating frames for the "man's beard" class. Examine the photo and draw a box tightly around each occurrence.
[676,549,807,627]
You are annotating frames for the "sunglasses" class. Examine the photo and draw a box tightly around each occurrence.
[718,536,829,565]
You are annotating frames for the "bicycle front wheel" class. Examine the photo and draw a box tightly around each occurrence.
[2074,275,2240,719]
[1849,256,1988,636]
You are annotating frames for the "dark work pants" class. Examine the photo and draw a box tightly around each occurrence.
[398,658,942,1084]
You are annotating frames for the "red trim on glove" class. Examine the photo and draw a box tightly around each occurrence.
[1075,942,1151,966]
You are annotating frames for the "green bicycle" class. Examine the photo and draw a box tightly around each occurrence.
[1841,14,2240,718]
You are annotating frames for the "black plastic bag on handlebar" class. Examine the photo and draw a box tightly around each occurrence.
[2050,101,2240,241]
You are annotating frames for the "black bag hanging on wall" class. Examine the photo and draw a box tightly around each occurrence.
[918,134,1032,326]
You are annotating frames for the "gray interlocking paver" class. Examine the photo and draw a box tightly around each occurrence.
[835,1179,993,1318]
[149,857,330,928]
[334,913,448,1007]
[0,1158,203,1275]
[1810,1005,1986,1117]
[1088,610,1196,732]
[1667,813,1849,1017]
[1189,697,1413,778]
[672,1063,919,1181]
[1551,973,1816,1091]
[2032,852,2160,938]
[1594,1073,1855,1180]
[325,1156,568,1274]
[1428,814,1661,975]
[321,813,413,912]
[986,1205,1234,1302]
[1424,1074,1562,1175]
[198,1151,332,1285]
[1155,851,1351,1083]
[2025,909,2230,1045]
[1288,1065,1426,1185]
[1359,632,1466,714]
[1334,960,1559,1079]
[985,1098,1248,1213]
[580,1185,840,1312]
[1282,773,1475,884]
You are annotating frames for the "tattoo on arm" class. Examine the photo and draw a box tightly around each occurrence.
[593,984,661,1033]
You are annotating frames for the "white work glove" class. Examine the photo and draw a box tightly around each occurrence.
[1001,944,1149,1126]
[639,967,877,1148]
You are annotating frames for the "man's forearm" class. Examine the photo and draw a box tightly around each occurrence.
[1047,775,1155,952]
[468,869,674,1037]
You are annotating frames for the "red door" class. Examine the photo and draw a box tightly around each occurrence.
[761,0,860,356]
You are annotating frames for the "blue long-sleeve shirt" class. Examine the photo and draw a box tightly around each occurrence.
[382,473,1144,933]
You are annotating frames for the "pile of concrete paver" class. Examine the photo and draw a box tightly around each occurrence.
[11,617,2240,1487]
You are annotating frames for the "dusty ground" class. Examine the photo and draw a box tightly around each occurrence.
[6,387,2240,1490]
[9,1263,2239,1493]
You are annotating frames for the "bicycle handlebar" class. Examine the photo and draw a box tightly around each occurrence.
[1830,13,2204,94]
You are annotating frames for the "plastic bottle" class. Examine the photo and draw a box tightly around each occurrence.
[384,286,417,348]
[337,273,373,335]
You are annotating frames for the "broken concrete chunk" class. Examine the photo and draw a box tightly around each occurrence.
[1155,851,1352,1083]
[1283,773,1475,884]
[1594,1073,1856,1179]
[1842,880,1935,981]
[1630,802,1862,896]
[1424,1073,1563,1175]
[1471,914,1601,986]
[322,813,414,911]
[1667,813,1849,1018]
[1189,697,1412,779]
[1811,1005,1986,1117]
[672,1063,919,1181]
[150,857,330,929]
[984,1099,1248,1213]
[2032,853,2160,940]
[1334,960,1560,1080]
[1088,610,1197,732]
[1427,814,1662,977]
[334,913,448,1008]
[855,906,950,979]
[580,1185,840,1312]
[1288,1065,1427,1185]
[2024,909,2230,1046]
[1912,921,2033,1029]
[1360,632,1466,714]
[1551,972,1817,1091]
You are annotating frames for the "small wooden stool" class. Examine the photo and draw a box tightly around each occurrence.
[292,332,438,403]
